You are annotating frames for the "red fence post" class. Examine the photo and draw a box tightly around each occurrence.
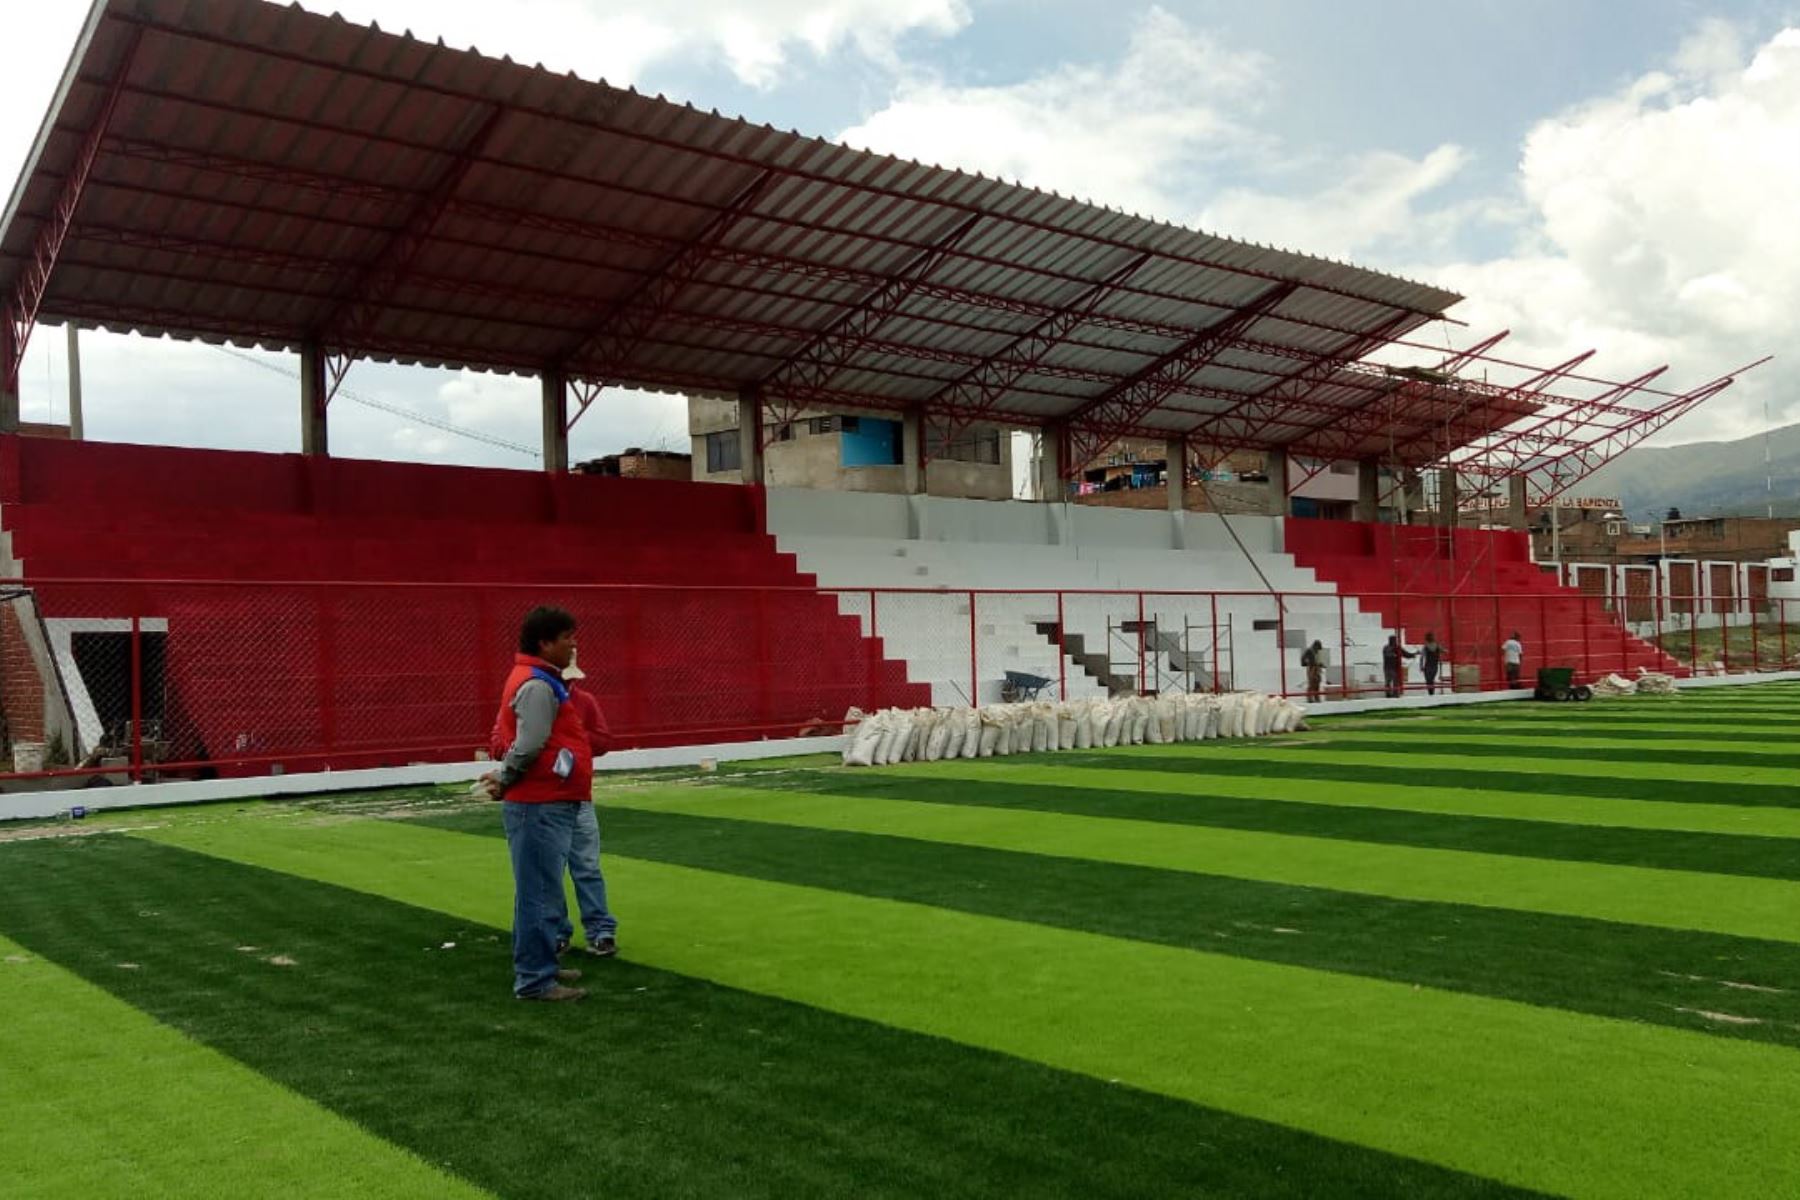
[1751,596,1761,673]
[1276,593,1288,698]
[1137,592,1147,695]
[315,590,337,754]
[867,590,882,712]
[968,590,979,707]
[1337,593,1349,701]
[1721,606,1732,674]
[1537,594,1549,689]
[1581,601,1592,682]
[1689,595,1698,674]
[1489,593,1501,692]
[130,614,143,784]
[1056,591,1067,701]
[1619,594,1629,676]
[1395,592,1405,697]
[1211,593,1222,694]
[1653,574,1665,669]
[754,587,773,735]
[625,588,645,737]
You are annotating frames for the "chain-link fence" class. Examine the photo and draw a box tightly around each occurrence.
[0,578,1791,787]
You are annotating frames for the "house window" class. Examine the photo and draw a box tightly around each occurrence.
[705,430,740,474]
[1775,567,1796,583]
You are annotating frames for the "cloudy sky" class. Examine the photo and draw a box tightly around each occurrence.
[2,0,1796,469]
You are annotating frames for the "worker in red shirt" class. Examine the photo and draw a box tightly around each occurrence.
[478,606,593,1001]
[553,652,618,960]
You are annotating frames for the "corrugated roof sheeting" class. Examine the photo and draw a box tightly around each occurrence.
[0,0,1486,449]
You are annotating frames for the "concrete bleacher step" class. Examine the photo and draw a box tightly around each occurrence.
[1,436,941,752]
[1032,622,1135,696]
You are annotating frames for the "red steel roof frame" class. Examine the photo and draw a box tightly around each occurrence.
[0,0,1759,491]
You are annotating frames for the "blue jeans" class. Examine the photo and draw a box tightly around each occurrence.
[557,802,618,945]
[501,800,580,997]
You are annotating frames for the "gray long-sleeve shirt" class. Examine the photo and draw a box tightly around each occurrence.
[497,677,560,790]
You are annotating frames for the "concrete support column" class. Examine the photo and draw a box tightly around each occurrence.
[1264,450,1288,518]
[1,320,22,434]
[300,343,329,457]
[1163,437,1188,513]
[1035,424,1065,504]
[901,408,925,496]
[1438,467,1460,529]
[65,324,83,441]
[1507,475,1529,530]
[737,388,764,485]
[540,369,569,473]
[1354,458,1380,522]
[1037,424,1067,545]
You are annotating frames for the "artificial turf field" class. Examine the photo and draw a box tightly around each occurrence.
[4,685,1800,1198]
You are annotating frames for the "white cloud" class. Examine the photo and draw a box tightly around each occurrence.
[302,0,969,90]
[1423,26,1800,440]
[839,7,1270,218]
[1198,144,1478,262]
[1161,22,1800,444]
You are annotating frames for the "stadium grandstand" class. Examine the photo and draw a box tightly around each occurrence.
[0,0,1777,801]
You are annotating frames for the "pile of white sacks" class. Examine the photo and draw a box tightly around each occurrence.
[1578,669,1680,699]
[842,692,1308,768]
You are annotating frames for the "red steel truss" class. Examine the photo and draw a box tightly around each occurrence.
[0,0,1761,501]
[2,25,141,396]
[750,212,984,441]
[1063,282,1300,476]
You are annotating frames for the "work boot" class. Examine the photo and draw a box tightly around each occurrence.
[556,968,583,984]
[518,983,586,1002]
[570,937,617,958]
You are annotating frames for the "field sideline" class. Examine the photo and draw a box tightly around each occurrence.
[3,683,1798,1198]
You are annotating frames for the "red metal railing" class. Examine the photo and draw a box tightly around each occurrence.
[0,577,1789,788]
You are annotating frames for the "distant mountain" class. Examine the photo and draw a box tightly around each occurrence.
[1576,422,1800,521]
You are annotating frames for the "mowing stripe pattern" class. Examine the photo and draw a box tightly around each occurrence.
[3,681,1800,1198]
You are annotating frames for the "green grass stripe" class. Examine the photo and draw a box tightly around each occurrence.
[746,767,1800,881]
[0,928,492,1200]
[1373,714,1800,731]
[909,759,1800,840]
[1056,748,1800,808]
[1316,729,1800,765]
[1400,712,1800,729]
[415,802,1800,1049]
[131,816,1800,1200]
[0,836,1517,1200]
[1345,719,1800,746]
[1147,742,1800,787]
[591,785,1800,943]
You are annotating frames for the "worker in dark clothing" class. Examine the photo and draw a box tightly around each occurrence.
[1419,632,1445,696]
[1300,640,1326,703]
[1382,635,1416,698]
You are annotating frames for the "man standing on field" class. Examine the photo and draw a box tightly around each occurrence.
[554,653,618,961]
[479,606,592,1002]
[1502,631,1525,689]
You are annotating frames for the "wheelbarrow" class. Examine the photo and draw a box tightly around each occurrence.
[1534,666,1592,702]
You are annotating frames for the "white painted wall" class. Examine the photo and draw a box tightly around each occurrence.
[768,491,1389,702]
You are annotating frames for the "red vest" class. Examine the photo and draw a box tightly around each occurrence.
[570,687,613,757]
[490,654,593,803]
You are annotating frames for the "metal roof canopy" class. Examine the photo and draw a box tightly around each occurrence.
[0,0,1760,495]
